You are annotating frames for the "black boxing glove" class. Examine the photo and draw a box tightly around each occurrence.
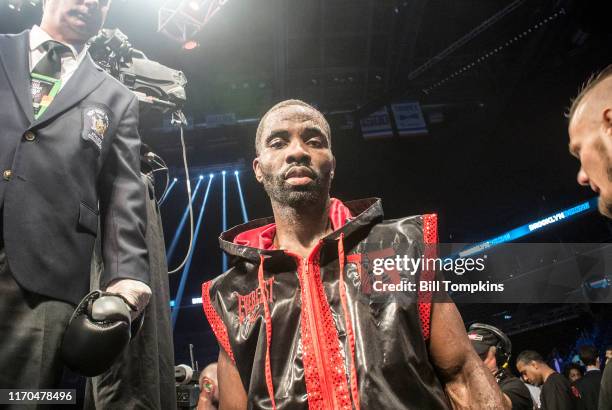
[60,290,144,377]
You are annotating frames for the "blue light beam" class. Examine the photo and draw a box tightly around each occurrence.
[166,177,204,263]
[159,177,178,206]
[234,171,249,223]
[171,175,214,329]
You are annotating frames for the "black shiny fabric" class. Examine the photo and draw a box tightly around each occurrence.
[205,198,451,409]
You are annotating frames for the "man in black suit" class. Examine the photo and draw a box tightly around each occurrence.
[573,346,602,410]
[0,0,151,390]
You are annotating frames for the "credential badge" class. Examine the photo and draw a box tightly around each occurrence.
[83,106,110,150]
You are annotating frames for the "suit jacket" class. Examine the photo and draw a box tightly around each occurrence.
[574,369,602,410]
[0,30,149,305]
[600,363,612,410]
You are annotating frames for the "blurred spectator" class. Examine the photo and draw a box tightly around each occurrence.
[600,358,612,410]
[467,323,533,409]
[564,363,584,384]
[605,346,612,367]
[573,345,601,410]
[516,350,576,410]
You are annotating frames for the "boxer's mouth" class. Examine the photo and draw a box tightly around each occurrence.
[285,166,314,179]
[285,166,315,185]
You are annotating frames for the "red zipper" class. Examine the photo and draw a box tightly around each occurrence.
[290,245,339,410]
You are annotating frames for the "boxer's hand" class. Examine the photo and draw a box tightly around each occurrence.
[105,279,151,319]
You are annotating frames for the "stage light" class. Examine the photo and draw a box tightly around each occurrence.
[234,170,239,175]
[222,170,226,175]
[209,173,214,178]
[182,41,199,50]
[199,174,204,179]
[173,177,178,182]
[171,176,213,328]
[158,0,231,43]
[191,297,202,305]
[8,0,23,10]
[170,300,175,308]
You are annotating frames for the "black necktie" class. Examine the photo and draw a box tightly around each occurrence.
[32,41,71,79]
[31,41,71,117]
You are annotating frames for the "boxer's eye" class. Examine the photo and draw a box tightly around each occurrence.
[569,143,580,158]
[307,137,323,147]
[269,139,286,149]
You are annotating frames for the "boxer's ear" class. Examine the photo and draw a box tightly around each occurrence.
[603,108,612,138]
[253,157,263,184]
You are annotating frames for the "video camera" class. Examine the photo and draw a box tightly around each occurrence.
[175,364,201,410]
[89,28,187,113]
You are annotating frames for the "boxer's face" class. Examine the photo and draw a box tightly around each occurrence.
[569,100,612,218]
[254,105,335,208]
[516,361,543,386]
[42,0,110,44]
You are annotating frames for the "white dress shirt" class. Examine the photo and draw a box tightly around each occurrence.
[29,25,89,90]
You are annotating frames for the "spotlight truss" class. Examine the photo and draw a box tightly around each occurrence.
[158,0,230,43]
[7,0,39,11]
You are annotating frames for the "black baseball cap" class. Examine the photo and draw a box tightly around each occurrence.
[467,327,499,356]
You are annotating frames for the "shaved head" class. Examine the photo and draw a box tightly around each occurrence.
[252,99,335,210]
[199,362,219,403]
[201,363,218,383]
[568,65,612,126]
[567,65,612,218]
[255,99,331,155]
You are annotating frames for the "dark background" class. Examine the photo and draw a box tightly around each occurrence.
[2,0,611,373]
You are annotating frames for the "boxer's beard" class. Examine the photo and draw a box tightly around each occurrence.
[261,164,331,209]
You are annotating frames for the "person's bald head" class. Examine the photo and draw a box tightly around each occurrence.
[567,65,612,218]
[199,362,219,403]
[255,99,331,155]
[200,363,218,385]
